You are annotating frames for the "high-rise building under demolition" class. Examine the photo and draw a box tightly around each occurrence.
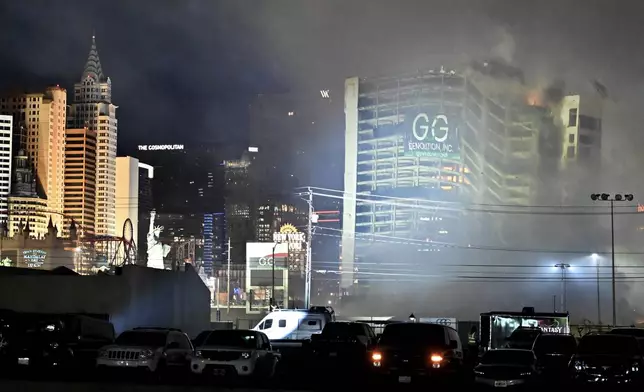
[342,69,467,292]
[341,64,603,293]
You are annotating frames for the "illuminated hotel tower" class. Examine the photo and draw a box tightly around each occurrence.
[67,35,118,237]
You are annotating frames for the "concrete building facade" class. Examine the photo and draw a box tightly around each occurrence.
[115,156,139,246]
[0,115,12,220]
[0,87,67,230]
[64,128,97,236]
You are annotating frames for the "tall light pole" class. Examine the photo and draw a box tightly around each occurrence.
[304,188,314,309]
[271,241,279,309]
[555,263,571,312]
[591,193,634,326]
[591,253,601,325]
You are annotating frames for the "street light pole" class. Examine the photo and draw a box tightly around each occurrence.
[591,193,634,326]
[555,263,570,312]
[592,253,601,325]
[610,199,616,326]
[271,242,278,309]
[304,187,313,309]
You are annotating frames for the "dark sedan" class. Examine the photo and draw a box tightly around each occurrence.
[474,349,537,388]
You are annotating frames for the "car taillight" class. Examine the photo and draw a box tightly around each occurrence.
[430,354,443,363]
[372,352,382,361]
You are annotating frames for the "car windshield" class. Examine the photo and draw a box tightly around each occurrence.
[204,330,258,349]
[379,323,446,347]
[533,335,576,354]
[578,335,638,356]
[610,329,644,338]
[481,350,534,365]
[115,331,167,347]
[322,323,366,337]
[193,330,212,347]
[510,329,540,342]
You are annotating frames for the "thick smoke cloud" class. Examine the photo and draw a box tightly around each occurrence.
[491,26,516,64]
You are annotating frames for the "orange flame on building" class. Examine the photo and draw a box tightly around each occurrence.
[526,90,543,106]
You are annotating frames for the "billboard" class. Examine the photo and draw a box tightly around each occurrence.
[246,242,291,312]
[246,242,290,270]
[404,111,460,160]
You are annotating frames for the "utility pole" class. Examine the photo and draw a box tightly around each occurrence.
[271,242,278,309]
[226,238,231,313]
[304,187,313,309]
[555,263,570,312]
[592,253,601,325]
[610,199,616,326]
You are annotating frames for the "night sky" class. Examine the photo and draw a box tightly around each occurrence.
[1,0,643,183]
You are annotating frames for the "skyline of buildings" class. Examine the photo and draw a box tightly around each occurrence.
[0,30,617,312]
[0,35,138,274]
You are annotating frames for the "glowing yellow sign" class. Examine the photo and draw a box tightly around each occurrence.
[273,224,305,249]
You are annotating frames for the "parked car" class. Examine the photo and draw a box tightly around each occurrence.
[474,349,538,388]
[191,329,279,378]
[370,322,464,384]
[11,314,114,370]
[532,333,577,378]
[571,334,644,385]
[311,321,377,368]
[96,327,193,373]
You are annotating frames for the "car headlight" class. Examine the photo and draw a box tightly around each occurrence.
[139,349,154,359]
[520,371,532,376]
[241,352,251,359]
[632,363,640,372]
[98,350,108,358]
[474,370,485,376]
[574,361,586,371]
[195,350,202,358]
[49,342,59,349]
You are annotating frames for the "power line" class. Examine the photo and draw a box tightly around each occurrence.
[312,191,643,216]
[308,186,639,210]
[313,230,644,255]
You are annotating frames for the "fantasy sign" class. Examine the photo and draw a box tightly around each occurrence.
[404,112,460,160]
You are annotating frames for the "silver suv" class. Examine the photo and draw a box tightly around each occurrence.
[191,330,279,378]
[96,327,193,373]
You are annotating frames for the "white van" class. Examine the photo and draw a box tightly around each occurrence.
[252,309,328,341]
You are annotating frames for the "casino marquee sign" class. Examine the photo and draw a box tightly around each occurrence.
[403,112,460,160]
[273,224,305,251]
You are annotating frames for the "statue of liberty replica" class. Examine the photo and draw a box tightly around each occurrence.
[146,210,171,269]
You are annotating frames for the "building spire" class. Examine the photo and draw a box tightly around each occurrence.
[82,33,105,82]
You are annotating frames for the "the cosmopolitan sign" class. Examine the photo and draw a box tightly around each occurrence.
[404,112,460,160]
[138,144,185,151]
